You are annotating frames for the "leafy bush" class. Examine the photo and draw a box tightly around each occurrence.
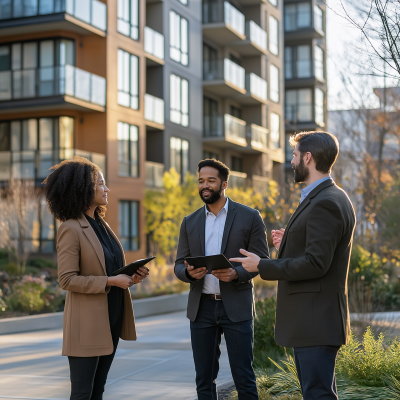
[27,257,57,270]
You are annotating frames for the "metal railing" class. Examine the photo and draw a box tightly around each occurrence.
[247,73,267,101]
[229,171,247,189]
[144,26,164,60]
[145,161,164,189]
[249,124,268,150]
[0,148,106,181]
[202,0,245,36]
[203,58,245,91]
[0,0,107,31]
[203,114,246,147]
[247,21,267,51]
[0,65,106,107]
[145,94,165,125]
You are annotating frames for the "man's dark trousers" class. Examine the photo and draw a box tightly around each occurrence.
[191,296,258,400]
[294,346,340,400]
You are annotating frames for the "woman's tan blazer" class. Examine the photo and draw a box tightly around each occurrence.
[57,213,136,357]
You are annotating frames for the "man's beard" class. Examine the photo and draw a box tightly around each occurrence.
[293,157,309,183]
[199,183,223,204]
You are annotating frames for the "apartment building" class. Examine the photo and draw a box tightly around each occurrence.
[0,0,293,258]
[283,0,327,170]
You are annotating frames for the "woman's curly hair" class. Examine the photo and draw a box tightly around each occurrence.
[43,156,106,222]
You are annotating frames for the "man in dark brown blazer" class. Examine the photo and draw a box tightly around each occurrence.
[231,131,356,400]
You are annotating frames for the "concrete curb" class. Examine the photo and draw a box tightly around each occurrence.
[0,291,189,335]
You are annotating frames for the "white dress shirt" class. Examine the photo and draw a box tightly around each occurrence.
[202,198,229,294]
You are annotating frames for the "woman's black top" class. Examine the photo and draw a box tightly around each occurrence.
[85,213,124,329]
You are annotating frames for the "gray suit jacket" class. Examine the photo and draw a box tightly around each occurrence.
[258,179,356,348]
[175,199,270,322]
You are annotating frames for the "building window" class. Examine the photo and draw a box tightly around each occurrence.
[269,16,279,55]
[170,11,188,66]
[314,6,323,32]
[269,0,278,7]
[119,201,139,251]
[203,150,219,160]
[117,0,139,40]
[315,88,325,126]
[285,89,312,122]
[270,64,279,103]
[285,133,293,163]
[270,113,280,149]
[170,137,189,180]
[284,3,311,31]
[170,74,189,126]
[117,49,139,109]
[284,46,311,79]
[203,97,219,136]
[117,122,139,177]
[314,46,324,80]
[231,156,243,172]
[284,47,292,79]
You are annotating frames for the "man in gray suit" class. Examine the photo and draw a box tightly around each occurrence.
[231,132,356,400]
[175,159,269,400]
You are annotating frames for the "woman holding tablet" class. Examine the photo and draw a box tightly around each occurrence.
[43,156,149,399]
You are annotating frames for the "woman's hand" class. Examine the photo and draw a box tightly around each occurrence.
[107,274,134,289]
[132,266,150,284]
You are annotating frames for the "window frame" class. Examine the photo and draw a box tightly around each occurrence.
[269,15,279,56]
[117,0,139,40]
[169,10,189,66]
[119,200,140,252]
[270,112,281,149]
[315,87,325,126]
[170,73,189,127]
[285,88,313,122]
[269,64,280,103]
[117,48,139,110]
[170,136,189,182]
[117,121,139,178]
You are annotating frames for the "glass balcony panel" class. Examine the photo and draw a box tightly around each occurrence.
[145,161,164,188]
[297,60,311,77]
[224,1,244,36]
[13,0,37,17]
[249,21,267,51]
[74,68,90,102]
[37,149,55,178]
[203,115,223,137]
[39,66,55,96]
[250,124,268,149]
[145,93,165,125]
[74,0,90,23]
[224,114,246,144]
[91,0,106,31]
[249,73,267,101]
[229,171,247,189]
[91,74,106,106]
[224,58,245,90]
[39,0,56,14]
[0,0,12,19]
[144,26,165,60]
[0,71,11,100]
[65,0,73,13]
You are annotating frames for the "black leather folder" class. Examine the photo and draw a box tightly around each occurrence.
[185,254,233,273]
[112,256,155,276]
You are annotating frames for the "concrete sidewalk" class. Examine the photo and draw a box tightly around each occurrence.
[0,311,233,400]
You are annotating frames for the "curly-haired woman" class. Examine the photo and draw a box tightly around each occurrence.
[43,156,149,399]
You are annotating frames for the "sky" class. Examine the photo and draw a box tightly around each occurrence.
[326,0,399,111]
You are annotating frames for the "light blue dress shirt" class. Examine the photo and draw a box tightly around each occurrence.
[300,176,331,204]
[202,198,229,294]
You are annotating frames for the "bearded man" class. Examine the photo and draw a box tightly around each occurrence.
[231,132,356,400]
[174,158,269,400]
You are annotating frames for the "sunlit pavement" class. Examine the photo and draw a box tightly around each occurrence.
[0,311,233,400]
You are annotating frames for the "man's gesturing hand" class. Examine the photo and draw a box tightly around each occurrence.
[185,260,207,280]
[212,268,238,282]
[271,228,285,250]
[230,249,260,273]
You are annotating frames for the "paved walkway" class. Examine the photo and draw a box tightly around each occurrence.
[0,311,233,400]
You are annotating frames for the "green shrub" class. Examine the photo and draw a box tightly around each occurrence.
[1,262,20,276]
[27,258,57,270]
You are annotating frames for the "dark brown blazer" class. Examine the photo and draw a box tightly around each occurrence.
[258,179,356,348]
[57,214,136,357]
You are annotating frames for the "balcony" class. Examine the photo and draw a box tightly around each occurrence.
[233,73,267,105]
[0,0,107,37]
[0,65,106,113]
[229,171,247,189]
[144,94,164,130]
[144,26,164,66]
[145,162,164,189]
[249,124,269,152]
[252,175,269,194]
[231,21,268,56]
[203,114,247,149]
[203,59,246,97]
[202,1,245,46]
[0,148,106,182]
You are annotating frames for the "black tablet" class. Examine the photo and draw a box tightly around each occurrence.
[185,254,233,273]
[112,256,155,276]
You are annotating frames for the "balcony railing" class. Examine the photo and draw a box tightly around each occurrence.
[247,21,267,51]
[203,58,245,91]
[252,175,269,194]
[202,0,245,36]
[0,0,107,31]
[249,124,268,150]
[145,94,165,125]
[0,148,106,181]
[145,162,164,189]
[144,26,164,60]
[203,114,246,146]
[247,73,267,101]
[0,65,106,107]
[229,171,247,189]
